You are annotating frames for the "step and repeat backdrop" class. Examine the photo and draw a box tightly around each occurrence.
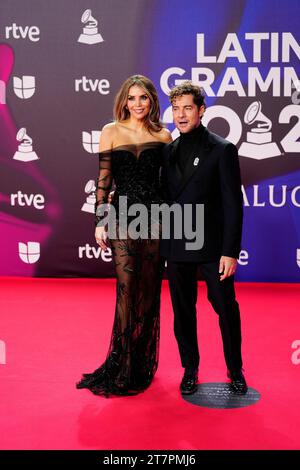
[0,0,300,281]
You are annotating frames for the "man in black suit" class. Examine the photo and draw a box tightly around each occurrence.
[161,81,247,395]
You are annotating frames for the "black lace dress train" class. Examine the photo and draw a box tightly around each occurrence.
[76,142,165,397]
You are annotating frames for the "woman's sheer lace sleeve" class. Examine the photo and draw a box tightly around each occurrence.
[95,151,113,227]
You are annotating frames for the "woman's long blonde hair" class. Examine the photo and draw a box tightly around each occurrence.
[113,75,163,133]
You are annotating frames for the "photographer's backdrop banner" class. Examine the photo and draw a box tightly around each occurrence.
[0,0,299,281]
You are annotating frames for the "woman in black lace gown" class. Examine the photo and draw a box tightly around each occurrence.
[76,75,172,397]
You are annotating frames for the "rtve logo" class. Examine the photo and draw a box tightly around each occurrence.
[79,244,112,262]
[75,77,110,94]
[5,24,40,42]
[11,191,45,210]
[238,249,249,266]
[18,242,40,264]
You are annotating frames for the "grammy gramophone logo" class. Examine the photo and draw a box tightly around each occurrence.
[81,180,96,213]
[78,9,104,44]
[239,101,281,160]
[13,128,38,162]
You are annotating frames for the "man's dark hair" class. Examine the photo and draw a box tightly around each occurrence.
[169,81,206,109]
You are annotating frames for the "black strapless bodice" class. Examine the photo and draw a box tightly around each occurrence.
[95,142,165,226]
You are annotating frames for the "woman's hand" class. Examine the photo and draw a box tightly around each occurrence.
[95,226,109,250]
[108,190,115,204]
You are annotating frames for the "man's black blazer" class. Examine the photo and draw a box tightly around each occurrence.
[160,125,243,263]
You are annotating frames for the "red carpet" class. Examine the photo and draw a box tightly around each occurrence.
[0,277,299,450]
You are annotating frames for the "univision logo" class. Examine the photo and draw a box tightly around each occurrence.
[13,76,36,99]
[18,242,40,264]
[82,131,101,153]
